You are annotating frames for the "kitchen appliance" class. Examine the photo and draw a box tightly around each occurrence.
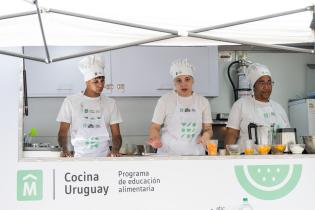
[248,123,273,145]
[216,113,229,120]
[288,99,315,143]
[248,123,258,143]
[211,120,227,149]
[276,128,297,152]
[302,136,315,154]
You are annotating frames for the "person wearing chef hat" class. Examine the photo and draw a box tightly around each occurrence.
[56,54,123,157]
[224,63,290,151]
[148,59,213,155]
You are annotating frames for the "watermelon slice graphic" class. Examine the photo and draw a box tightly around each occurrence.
[235,164,302,200]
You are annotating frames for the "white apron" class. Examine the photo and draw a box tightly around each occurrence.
[71,95,110,157]
[238,97,287,150]
[157,94,204,155]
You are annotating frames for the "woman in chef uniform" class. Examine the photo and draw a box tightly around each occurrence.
[148,59,213,155]
[224,63,290,151]
[57,54,123,157]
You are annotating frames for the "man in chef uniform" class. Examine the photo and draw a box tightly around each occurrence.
[148,59,213,155]
[57,54,123,157]
[224,63,290,151]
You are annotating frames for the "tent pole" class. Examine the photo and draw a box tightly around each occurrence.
[0,50,47,63]
[49,8,178,35]
[34,0,51,63]
[51,4,315,62]
[189,33,314,54]
[192,6,314,33]
[0,5,313,61]
[52,34,177,62]
[0,11,37,20]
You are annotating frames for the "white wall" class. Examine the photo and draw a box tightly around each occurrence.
[23,52,315,146]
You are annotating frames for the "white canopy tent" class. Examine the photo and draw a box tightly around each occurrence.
[0,0,314,62]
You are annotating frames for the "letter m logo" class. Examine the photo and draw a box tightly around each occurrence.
[17,170,43,201]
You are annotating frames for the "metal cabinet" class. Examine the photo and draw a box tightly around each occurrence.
[109,46,219,97]
[25,46,218,97]
[25,46,112,97]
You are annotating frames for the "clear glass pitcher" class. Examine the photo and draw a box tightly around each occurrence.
[248,123,275,145]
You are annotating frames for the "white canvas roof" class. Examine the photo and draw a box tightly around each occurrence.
[0,0,314,47]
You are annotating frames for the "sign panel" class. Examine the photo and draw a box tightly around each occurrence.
[7,157,315,210]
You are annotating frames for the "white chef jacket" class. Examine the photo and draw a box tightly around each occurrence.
[152,91,212,126]
[227,96,290,151]
[152,91,212,155]
[56,93,122,157]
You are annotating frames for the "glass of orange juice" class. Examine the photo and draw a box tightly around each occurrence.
[271,144,286,154]
[257,144,271,155]
[207,140,218,156]
[244,140,255,155]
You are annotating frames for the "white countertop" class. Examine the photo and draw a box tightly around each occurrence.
[19,153,315,162]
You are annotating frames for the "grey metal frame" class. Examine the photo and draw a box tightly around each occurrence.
[0,2,314,63]
[34,0,51,62]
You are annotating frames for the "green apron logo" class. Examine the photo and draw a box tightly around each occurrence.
[235,164,302,200]
[17,170,43,201]
[180,122,196,139]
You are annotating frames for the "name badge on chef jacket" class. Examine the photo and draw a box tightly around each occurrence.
[180,108,196,113]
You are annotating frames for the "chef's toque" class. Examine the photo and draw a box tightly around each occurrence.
[248,63,271,89]
[79,54,105,82]
[170,59,194,79]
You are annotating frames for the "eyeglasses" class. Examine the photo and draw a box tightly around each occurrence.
[255,81,275,87]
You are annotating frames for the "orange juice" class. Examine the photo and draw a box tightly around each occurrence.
[271,144,286,154]
[274,144,286,151]
[244,148,255,155]
[207,143,217,155]
[257,145,271,155]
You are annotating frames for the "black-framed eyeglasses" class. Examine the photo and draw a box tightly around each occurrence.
[255,81,275,87]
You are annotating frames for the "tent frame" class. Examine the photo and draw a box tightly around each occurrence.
[0,0,314,63]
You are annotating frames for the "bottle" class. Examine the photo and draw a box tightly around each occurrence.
[239,197,253,210]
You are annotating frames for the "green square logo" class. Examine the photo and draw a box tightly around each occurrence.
[17,170,43,201]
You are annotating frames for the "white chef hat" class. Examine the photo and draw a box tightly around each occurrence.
[170,59,194,79]
[79,54,105,82]
[248,63,272,89]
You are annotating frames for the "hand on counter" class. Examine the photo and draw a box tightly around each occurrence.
[147,137,162,149]
[61,149,73,157]
[107,151,122,157]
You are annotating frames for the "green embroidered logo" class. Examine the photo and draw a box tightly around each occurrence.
[234,164,302,200]
[17,170,43,201]
[85,137,100,149]
[180,122,196,139]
